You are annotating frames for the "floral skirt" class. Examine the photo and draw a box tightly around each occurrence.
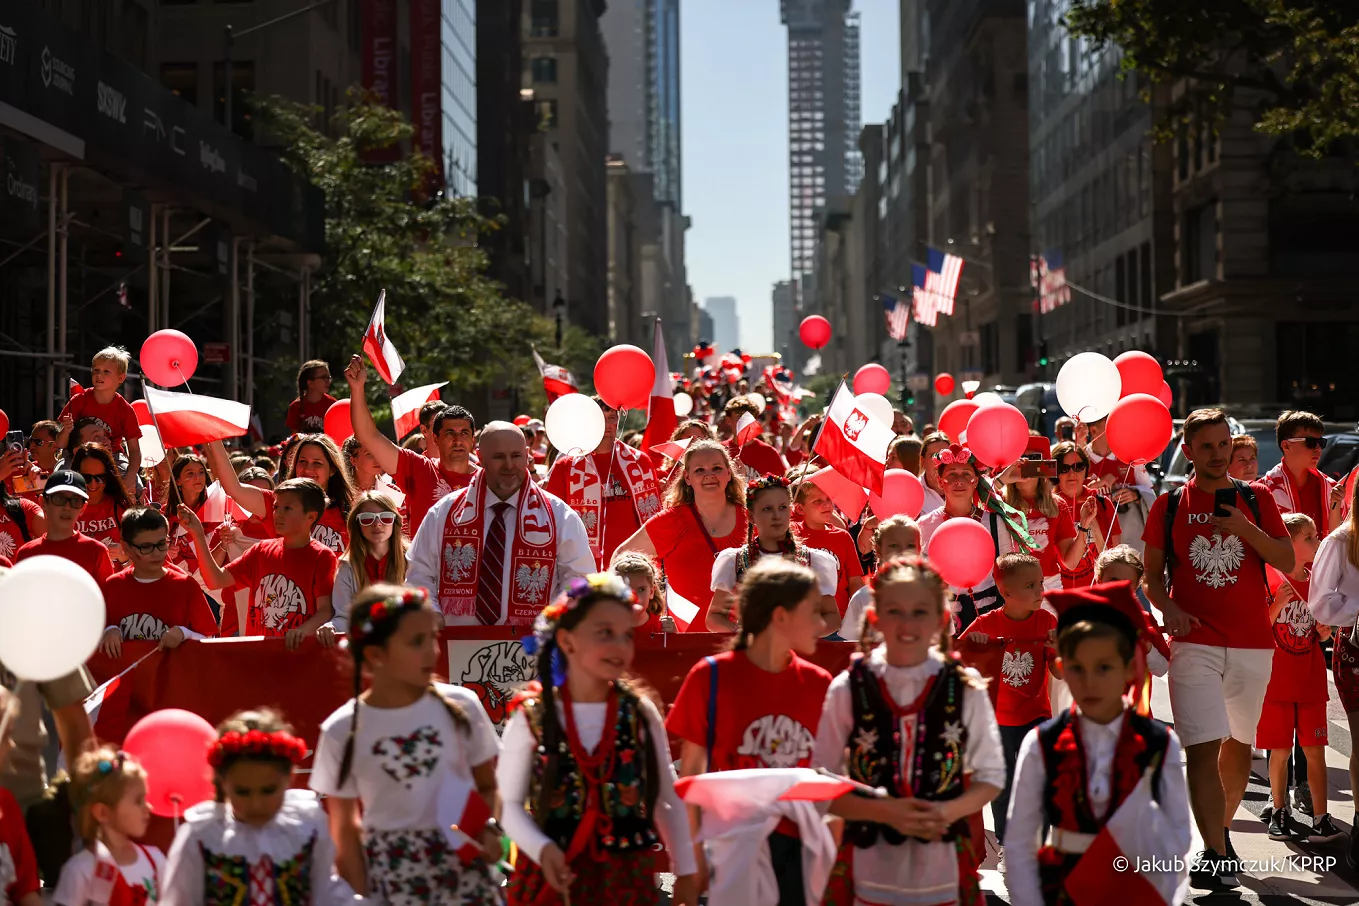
[364,827,503,906]
[505,848,661,906]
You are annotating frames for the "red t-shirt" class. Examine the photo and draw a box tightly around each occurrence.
[59,392,140,453]
[727,438,787,479]
[1058,490,1122,588]
[74,497,124,550]
[285,394,336,434]
[225,537,338,636]
[666,650,832,770]
[545,451,642,566]
[1021,501,1078,580]
[394,447,476,535]
[14,533,114,582]
[1264,569,1326,703]
[259,490,349,554]
[1142,478,1287,649]
[0,497,42,563]
[102,567,219,640]
[0,787,39,905]
[962,608,1056,726]
[643,505,747,632]
[795,523,863,615]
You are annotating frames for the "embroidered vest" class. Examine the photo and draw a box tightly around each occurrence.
[523,693,659,854]
[843,654,969,848]
[199,834,317,906]
[734,538,812,584]
[1037,707,1169,835]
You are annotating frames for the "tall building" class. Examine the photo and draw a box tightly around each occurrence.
[703,296,741,353]
[772,281,798,364]
[782,0,863,283]
[436,0,478,197]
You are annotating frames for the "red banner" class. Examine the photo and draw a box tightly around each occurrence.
[409,0,444,192]
[361,0,400,163]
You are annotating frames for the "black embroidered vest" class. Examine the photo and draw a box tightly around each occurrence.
[523,692,659,854]
[843,653,969,847]
[1037,708,1170,834]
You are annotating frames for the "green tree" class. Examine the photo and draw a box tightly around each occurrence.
[1064,1,1359,152]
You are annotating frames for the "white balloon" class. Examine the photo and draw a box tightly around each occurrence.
[855,392,895,426]
[545,393,605,455]
[140,424,165,468]
[0,556,105,681]
[747,394,768,415]
[673,391,694,417]
[1056,352,1123,422]
[971,392,1006,408]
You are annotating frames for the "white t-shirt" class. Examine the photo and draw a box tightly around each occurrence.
[54,845,166,906]
[710,546,838,596]
[310,684,500,831]
[841,584,872,641]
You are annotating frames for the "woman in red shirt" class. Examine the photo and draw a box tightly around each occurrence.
[70,444,133,570]
[614,439,747,632]
[1051,441,1121,588]
[1002,437,1080,591]
[285,360,337,434]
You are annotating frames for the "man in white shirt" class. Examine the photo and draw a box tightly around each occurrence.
[408,422,593,625]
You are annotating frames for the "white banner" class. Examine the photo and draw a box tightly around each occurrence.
[446,639,537,732]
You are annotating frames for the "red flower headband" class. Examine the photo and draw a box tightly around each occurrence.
[208,729,309,768]
[932,443,976,468]
[353,588,427,643]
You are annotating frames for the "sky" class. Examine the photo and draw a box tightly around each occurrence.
[681,0,901,352]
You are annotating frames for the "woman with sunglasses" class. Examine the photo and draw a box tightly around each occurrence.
[1051,441,1121,588]
[1003,436,1080,591]
[70,444,134,569]
[285,360,337,434]
[330,491,408,633]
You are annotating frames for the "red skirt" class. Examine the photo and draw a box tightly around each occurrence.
[506,848,662,906]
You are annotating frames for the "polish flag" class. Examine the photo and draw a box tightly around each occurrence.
[640,320,679,470]
[374,475,405,508]
[735,412,762,446]
[69,377,83,398]
[143,386,251,448]
[362,291,406,385]
[650,436,693,464]
[674,769,856,820]
[81,648,159,742]
[806,466,868,521]
[435,775,493,865]
[813,382,894,494]
[391,381,447,441]
[531,346,578,402]
[666,586,698,631]
[1064,769,1190,906]
[201,480,254,522]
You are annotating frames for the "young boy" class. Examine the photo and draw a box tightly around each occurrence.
[56,347,140,495]
[179,477,337,650]
[13,471,114,582]
[1094,545,1169,679]
[962,552,1062,842]
[1004,582,1193,904]
[98,507,218,657]
[841,514,919,640]
[1255,512,1342,843]
[1262,410,1343,534]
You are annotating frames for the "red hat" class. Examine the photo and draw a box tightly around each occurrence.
[1045,580,1171,660]
[1024,435,1051,459]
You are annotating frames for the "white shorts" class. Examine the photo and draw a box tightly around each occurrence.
[1167,642,1273,747]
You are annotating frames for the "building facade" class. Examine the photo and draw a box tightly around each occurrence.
[438,0,478,197]
[702,296,741,353]
[771,280,798,365]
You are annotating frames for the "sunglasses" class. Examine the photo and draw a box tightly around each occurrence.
[130,539,171,555]
[308,373,332,382]
[1056,461,1088,475]
[79,473,107,485]
[357,512,397,527]
[1284,436,1327,450]
[45,494,85,509]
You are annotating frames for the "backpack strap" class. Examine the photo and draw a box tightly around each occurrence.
[1230,479,1270,586]
[704,655,719,768]
[1162,485,1184,587]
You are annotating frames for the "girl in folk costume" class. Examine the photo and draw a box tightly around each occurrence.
[612,551,678,633]
[54,747,165,906]
[161,709,348,906]
[310,585,504,906]
[330,491,409,633]
[1003,583,1190,906]
[1002,437,1080,592]
[709,475,841,635]
[814,556,1005,906]
[499,574,699,906]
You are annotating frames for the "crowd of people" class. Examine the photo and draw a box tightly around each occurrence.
[2,341,1359,906]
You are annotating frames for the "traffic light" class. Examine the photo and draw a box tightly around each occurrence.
[1038,342,1050,369]
[906,394,917,406]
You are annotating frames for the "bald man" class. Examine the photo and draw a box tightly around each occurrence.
[408,421,593,625]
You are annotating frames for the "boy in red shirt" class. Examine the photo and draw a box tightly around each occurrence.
[179,478,337,650]
[56,346,140,496]
[961,552,1062,841]
[792,478,865,618]
[13,471,113,582]
[98,507,218,657]
[1256,513,1342,843]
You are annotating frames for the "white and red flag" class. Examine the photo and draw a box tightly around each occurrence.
[362,290,406,385]
[143,385,252,448]
[640,319,678,470]
[391,381,447,440]
[813,382,894,494]
[735,412,762,446]
[69,377,83,398]
[202,480,254,522]
[531,346,578,402]
[435,774,494,865]
[649,436,693,465]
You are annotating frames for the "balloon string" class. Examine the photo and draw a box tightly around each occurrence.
[175,364,194,395]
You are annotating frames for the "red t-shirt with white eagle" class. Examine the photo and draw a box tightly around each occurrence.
[394,447,476,535]
[795,523,864,615]
[59,392,140,454]
[961,608,1057,726]
[258,490,349,554]
[1142,478,1287,649]
[0,497,42,562]
[1264,569,1326,703]
[225,538,338,636]
[102,566,219,641]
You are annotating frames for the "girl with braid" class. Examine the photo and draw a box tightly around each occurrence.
[498,574,698,906]
[310,585,503,906]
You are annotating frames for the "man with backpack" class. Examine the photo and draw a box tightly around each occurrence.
[1143,408,1294,892]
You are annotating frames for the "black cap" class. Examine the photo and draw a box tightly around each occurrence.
[43,470,89,500]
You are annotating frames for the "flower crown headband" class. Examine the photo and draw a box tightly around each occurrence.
[352,588,427,644]
[521,574,639,686]
[208,729,309,769]
[932,443,977,469]
[746,474,791,496]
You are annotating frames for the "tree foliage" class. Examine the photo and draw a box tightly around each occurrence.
[1064,0,1359,153]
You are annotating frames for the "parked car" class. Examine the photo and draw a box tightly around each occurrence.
[1320,432,1359,481]
[1015,382,1059,438]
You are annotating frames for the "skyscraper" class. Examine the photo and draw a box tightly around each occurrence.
[782,0,864,283]
[703,296,742,353]
[602,0,681,209]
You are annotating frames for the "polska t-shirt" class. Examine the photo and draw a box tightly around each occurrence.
[0,497,41,563]
[101,567,219,641]
[796,524,865,616]
[15,533,114,583]
[75,496,124,550]
[1264,568,1326,703]
[285,395,337,434]
[225,537,338,636]
[394,447,476,535]
[1142,478,1286,649]
[1018,502,1077,583]
[665,650,832,771]
[58,392,140,453]
[960,608,1056,727]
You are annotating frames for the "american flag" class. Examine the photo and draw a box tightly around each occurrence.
[1032,250,1071,313]
[911,264,939,327]
[924,247,964,316]
[883,294,911,341]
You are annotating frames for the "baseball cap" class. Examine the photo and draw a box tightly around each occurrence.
[43,470,89,500]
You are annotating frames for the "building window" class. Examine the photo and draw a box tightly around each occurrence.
[531,56,557,83]
[160,63,198,107]
[1182,202,1217,284]
[535,100,558,130]
[530,0,558,37]
[212,61,255,138]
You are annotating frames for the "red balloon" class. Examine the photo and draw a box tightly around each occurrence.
[934,373,955,395]
[937,399,979,443]
[853,363,892,396]
[965,403,1030,469]
[1106,394,1173,464]
[869,469,925,520]
[131,399,153,427]
[799,315,832,350]
[1157,380,1173,408]
[0,408,8,438]
[139,329,199,387]
[1113,351,1163,398]
[123,709,217,817]
[929,518,996,589]
[323,399,354,442]
[594,345,656,410]
[513,415,531,427]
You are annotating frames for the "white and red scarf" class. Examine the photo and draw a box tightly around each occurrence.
[1262,462,1333,521]
[437,472,558,625]
[565,441,662,565]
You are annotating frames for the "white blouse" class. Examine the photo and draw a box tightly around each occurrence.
[1308,527,1359,627]
[497,695,698,875]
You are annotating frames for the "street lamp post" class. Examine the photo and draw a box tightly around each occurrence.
[553,291,566,352]
[224,0,339,134]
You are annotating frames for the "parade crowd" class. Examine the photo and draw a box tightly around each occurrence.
[4,339,1359,906]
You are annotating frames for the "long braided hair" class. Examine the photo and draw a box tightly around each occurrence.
[738,475,808,580]
[336,584,470,787]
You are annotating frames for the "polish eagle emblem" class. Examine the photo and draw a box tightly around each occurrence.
[442,542,476,583]
[1189,533,1245,589]
[516,562,551,598]
[1001,649,1034,686]
[844,409,869,442]
[581,510,599,532]
[636,493,661,519]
